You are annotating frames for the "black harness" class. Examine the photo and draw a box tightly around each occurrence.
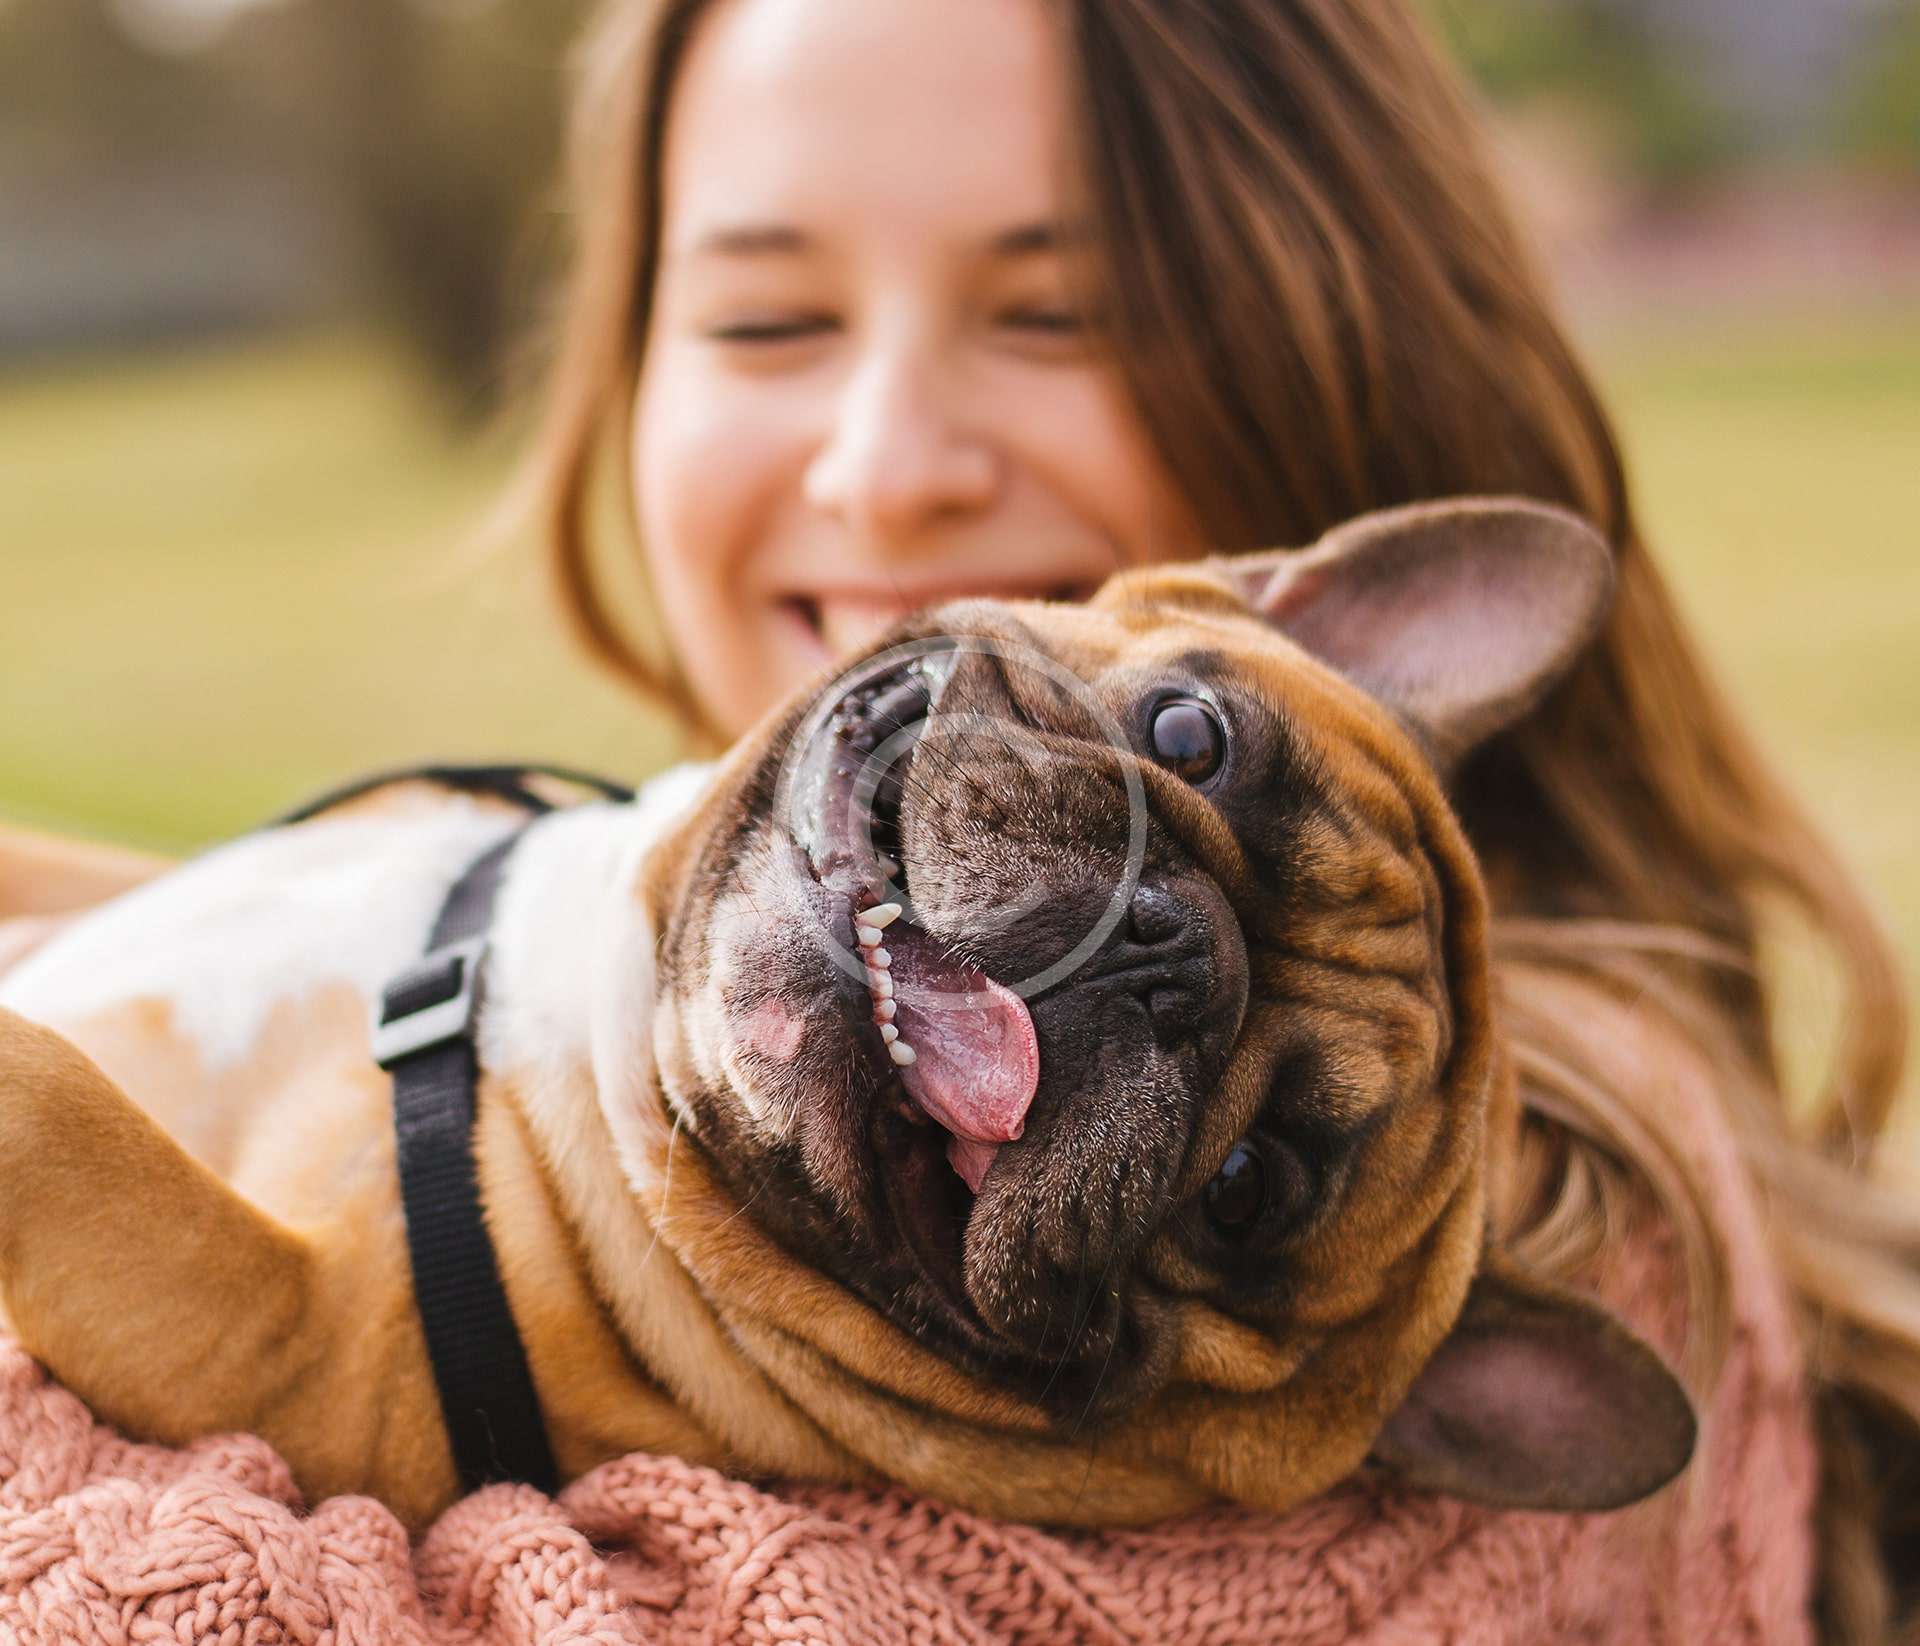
[280,763,634,1496]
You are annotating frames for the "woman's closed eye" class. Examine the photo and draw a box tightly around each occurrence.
[991,304,1099,362]
[997,306,1083,333]
[702,308,1089,349]
[705,313,838,345]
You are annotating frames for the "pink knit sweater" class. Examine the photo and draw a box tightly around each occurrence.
[0,988,1819,1644]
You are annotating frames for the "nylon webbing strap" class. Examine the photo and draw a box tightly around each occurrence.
[374,828,560,1496]
[273,762,634,828]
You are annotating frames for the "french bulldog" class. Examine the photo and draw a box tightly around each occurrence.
[0,498,1695,1530]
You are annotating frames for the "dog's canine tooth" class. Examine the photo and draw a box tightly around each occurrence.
[860,902,903,929]
[877,856,900,878]
[888,1039,917,1066]
[875,999,896,1022]
[870,947,891,969]
[880,1024,899,1044]
[856,924,883,948]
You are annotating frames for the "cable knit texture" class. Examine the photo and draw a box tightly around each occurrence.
[0,988,1819,1644]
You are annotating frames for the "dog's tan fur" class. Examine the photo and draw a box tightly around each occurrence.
[0,502,1691,1529]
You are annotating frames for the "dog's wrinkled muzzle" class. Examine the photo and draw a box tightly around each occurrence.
[786,645,1045,1189]
[772,629,1249,1384]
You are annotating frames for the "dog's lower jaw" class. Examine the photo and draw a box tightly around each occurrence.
[539,1047,1227,1527]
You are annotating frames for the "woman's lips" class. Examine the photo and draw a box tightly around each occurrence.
[780,579,1103,664]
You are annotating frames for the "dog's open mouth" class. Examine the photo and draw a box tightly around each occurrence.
[786,648,1042,1303]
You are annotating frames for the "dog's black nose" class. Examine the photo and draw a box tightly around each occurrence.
[1125,881,1188,946]
[1112,881,1218,1042]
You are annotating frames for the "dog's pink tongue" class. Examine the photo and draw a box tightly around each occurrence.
[886,932,1038,1191]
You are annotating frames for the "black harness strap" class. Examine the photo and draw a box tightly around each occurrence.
[340,763,634,1496]
[273,762,634,827]
[373,832,555,1495]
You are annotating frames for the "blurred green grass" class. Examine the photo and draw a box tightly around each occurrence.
[0,334,679,844]
[1,316,1914,1148]
[1588,310,1920,1157]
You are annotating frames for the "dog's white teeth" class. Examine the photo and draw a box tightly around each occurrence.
[888,1039,917,1066]
[875,998,896,1022]
[872,972,894,999]
[877,856,901,879]
[855,924,883,949]
[870,947,891,969]
[880,1023,899,1044]
[861,902,903,929]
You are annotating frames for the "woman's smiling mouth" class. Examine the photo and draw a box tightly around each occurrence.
[779,580,1101,666]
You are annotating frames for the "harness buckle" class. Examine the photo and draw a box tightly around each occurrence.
[371,936,489,1069]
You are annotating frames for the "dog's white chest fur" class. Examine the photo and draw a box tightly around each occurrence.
[0,764,716,1081]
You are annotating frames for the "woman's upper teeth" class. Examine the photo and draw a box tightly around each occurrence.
[816,595,915,658]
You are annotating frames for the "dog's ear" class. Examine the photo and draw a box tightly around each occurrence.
[1210,498,1614,769]
[1369,1254,1697,1511]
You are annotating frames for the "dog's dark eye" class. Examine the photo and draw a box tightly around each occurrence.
[1149,697,1224,784]
[1203,1141,1266,1235]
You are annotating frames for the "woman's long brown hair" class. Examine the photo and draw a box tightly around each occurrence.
[518,0,1918,1634]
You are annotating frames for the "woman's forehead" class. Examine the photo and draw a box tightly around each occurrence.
[657,0,1072,262]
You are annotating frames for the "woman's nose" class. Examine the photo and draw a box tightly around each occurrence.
[802,346,998,543]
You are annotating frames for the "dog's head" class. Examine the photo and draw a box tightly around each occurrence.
[639,498,1694,1517]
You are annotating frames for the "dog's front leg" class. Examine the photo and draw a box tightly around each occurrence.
[0,1004,320,1451]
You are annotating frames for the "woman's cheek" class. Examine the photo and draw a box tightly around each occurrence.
[632,357,820,731]
[636,368,753,592]
[1004,363,1200,565]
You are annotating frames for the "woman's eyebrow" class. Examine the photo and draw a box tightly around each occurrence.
[988,220,1089,257]
[676,218,1090,262]
[681,223,813,260]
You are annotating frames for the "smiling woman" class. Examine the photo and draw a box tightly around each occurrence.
[626,0,1202,736]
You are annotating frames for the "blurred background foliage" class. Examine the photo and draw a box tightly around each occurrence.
[1,0,1916,1148]
[1433,0,1920,183]
[0,0,585,401]
[5,0,1918,390]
